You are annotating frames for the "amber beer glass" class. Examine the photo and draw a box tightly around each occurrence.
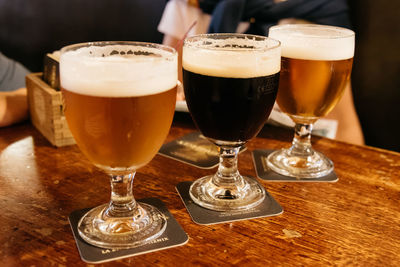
[267,24,355,178]
[60,42,177,248]
[183,34,281,211]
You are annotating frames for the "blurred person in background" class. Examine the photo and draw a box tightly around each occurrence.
[0,51,29,127]
[0,0,167,128]
[158,0,365,145]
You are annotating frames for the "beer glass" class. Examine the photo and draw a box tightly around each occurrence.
[267,24,355,178]
[60,41,177,248]
[183,34,281,211]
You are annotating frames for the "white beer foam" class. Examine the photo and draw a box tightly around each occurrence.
[60,45,177,97]
[269,25,354,61]
[182,37,280,78]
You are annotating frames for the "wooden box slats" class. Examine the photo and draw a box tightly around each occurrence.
[26,73,75,147]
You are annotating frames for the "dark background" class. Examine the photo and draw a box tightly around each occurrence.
[0,0,399,152]
[349,0,400,152]
[0,0,166,72]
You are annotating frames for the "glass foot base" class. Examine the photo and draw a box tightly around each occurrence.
[266,148,334,178]
[77,202,167,249]
[189,175,265,211]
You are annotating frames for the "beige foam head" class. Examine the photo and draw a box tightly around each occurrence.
[269,24,355,60]
[183,34,281,78]
[60,43,177,97]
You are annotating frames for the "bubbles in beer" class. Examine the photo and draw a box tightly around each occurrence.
[183,36,280,78]
[60,44,177,97]
[269,24,355,61]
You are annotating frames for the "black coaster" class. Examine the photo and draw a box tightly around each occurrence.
[176,181,283,225]
[68,198,189,264]
[158,132,246,169]
[252,149,338,182]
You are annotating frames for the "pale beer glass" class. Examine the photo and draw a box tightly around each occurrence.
[183,34,281,211]
[267,24,355,178]
[60,41,177,248]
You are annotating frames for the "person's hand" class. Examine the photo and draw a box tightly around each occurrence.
[0,88,28,127]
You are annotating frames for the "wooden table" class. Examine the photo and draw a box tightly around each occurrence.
[1,113,399,266]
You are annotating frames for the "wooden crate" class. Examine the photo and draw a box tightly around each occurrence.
[26,73,75,147]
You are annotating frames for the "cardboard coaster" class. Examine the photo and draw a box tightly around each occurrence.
[176,181,283,225]
[252,149,338,182]
[69,198,189,264]
[158,132,246,169]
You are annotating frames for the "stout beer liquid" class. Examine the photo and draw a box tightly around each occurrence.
[183,70,279,142]
[182,35,281,144]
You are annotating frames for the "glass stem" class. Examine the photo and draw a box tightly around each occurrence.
[107,172,137,217]
[213,146,241,187]
[289,123,314,157]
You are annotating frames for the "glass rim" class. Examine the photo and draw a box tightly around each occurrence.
[60,40,177,59]
[183,33,281,52]
[269,24,355,39]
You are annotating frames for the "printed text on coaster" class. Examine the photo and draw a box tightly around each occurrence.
[68,198,189,264]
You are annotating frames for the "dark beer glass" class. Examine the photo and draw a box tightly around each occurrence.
[60,41,177,248]
[267,24,355,178]
[183,34,281,211]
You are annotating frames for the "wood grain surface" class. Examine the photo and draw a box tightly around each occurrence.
[0,113,399,266]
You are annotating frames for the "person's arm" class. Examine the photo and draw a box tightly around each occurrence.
[162,35,185,101]
[159,0,210,101]
[0,88,28,127]
[0,52,30,127]
[325,81,364,145]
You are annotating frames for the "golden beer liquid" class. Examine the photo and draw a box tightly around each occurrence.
[277,56,353,122]
[62,86,177,170]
